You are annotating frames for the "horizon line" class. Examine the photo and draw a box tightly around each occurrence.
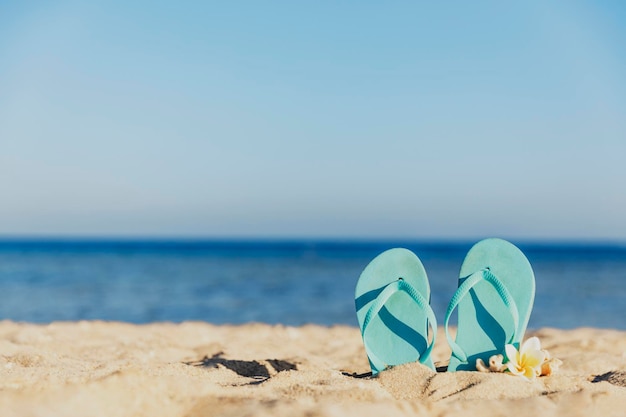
[0,234,625,247]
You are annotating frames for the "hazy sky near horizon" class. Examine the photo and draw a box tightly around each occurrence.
[1,1,625,240]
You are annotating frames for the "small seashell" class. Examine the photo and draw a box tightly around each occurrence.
[476,358,490,373]
[540,357,562,376]
[488,354,507,372]
[476,354,507,373]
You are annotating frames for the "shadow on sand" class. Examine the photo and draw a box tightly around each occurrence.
[185,352,297,383]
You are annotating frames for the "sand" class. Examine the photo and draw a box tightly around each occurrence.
[1,321,625,417]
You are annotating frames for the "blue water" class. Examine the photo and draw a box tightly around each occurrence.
[0,239,625,329]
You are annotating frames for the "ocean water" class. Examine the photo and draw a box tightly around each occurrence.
[0,239,624,329]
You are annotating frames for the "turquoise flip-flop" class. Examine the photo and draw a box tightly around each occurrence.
[355,248,437,375]
[445,238,535,372]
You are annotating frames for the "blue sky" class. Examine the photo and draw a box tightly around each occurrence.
[1,1,625,240]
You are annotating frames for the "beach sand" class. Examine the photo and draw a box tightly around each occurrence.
[1,321,625,416]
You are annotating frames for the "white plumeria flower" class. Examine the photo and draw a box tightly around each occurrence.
[505,337,546,380]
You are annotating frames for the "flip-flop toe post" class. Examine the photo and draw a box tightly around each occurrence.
[445,238,535,372]
[355,248,437,375]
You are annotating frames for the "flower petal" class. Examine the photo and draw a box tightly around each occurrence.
[521,337,541,354]
[523,365,537,380]
[505,344,519,364]
[507,362,524,376]
[523,349,546,369]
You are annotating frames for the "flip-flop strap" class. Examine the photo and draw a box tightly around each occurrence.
[444,269,520,363]
[362,279,437,373]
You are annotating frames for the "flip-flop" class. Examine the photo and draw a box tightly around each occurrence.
[445,238,535,372]
[355,248,437,375]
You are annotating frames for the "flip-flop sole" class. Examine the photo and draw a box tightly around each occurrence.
[448,238,535,372]
[355,248,434,373]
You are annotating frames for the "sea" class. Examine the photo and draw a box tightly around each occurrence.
[0,239,625,330]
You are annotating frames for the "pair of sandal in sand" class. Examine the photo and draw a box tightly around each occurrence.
[355,238,535,375]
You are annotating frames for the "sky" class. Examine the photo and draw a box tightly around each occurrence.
[1,1,625,240]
